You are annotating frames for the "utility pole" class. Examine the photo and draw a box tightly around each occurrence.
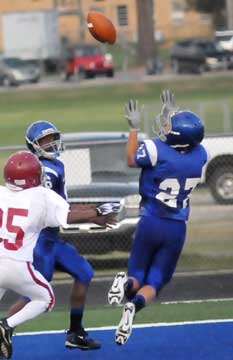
[226,0,233,30]
[136,0,156,69]
[76,0,85,42]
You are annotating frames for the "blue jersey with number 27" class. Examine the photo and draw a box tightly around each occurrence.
[135,138,208,221]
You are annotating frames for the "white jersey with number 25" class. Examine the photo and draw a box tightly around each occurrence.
[0,185,69,262]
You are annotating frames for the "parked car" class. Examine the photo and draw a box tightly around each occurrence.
[170,38,231,74]
[215,30,233,52]
[0,57,41,86]
[61,44,114,81]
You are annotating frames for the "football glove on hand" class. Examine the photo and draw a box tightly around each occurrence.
[96,202,121,216]
[125,99,141,130]
[160,89,179,122]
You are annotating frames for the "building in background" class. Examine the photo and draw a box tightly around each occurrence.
[0,0,213,53]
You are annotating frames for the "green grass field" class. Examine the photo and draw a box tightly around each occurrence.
[0,73,233,146]
[1,73,233,334]
[8,299,233,333]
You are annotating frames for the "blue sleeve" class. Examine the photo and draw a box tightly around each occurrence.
[134,140,158,168]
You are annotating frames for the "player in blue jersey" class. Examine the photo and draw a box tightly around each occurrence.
[108,90,208,345]
[7,120,118,351]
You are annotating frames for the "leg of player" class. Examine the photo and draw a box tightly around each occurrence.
[65,280,101,350]
[53,240,101,350]
[0,261,54,360]
[115,217,186,346]
[115,285,156,346]
[7,298,29,317]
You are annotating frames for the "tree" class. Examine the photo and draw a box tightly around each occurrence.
[136,0,156,67]
[186,0,226,28]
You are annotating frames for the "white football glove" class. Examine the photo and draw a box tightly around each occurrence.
[96,202,121,216]
[160,89,179,121]
[125,99,141,130]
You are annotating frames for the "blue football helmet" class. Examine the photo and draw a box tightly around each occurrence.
[156,110,204,149]
[25,120,62,159]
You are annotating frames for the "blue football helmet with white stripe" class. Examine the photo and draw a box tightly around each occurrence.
[157,110,204,149]
[25,120,62,159]
[155,90,204,149]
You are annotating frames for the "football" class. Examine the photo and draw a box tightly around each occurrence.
[87,12,117,45]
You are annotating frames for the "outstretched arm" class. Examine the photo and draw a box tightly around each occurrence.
[127,130,139,167]
[125,99,141,168]
[67,205,98,224]
[67,203,118,228]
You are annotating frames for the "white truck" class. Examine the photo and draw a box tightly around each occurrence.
[2,10,61,65]
[202,134,233,204]
[58,132,233,258]
[60,132,233,205]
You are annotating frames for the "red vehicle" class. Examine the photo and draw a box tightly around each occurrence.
[62,44,114,80]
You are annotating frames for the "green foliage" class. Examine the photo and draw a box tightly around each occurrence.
[186,0,225,13]
[186,0,226,27]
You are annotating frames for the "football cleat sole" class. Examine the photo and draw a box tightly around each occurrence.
[0,323,12,359]
[108,272,128,305]
[115,302,135,345]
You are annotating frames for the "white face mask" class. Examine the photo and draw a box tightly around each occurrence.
[34,132,62,159]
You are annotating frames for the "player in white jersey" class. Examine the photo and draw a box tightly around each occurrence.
[0,150,117,359]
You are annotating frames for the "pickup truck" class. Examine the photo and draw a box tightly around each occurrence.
[58,131,233,266]
[201,134,233,204]
[61,131,233,205]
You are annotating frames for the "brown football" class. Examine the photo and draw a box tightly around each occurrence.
[87,12,117,45]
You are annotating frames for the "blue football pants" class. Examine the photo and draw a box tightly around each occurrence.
[128,215,186,292]
[33,234,94,284]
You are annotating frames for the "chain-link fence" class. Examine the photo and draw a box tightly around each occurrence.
[141,99,233,136]
[59,133,233,273]
[0,99,232,273]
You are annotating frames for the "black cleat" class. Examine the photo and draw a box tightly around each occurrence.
[65,328,101,350]
[0,319,13,359]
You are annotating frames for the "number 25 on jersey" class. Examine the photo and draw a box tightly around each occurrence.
[0,208,28,251]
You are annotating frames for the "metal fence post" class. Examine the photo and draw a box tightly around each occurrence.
[223,100,232,133]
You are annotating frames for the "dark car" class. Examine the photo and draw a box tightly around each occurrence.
[170,38,230,74]
[0,57,41,86]
[61,44,114,81]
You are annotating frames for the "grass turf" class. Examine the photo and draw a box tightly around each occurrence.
[8,299,233,333]
[0,73,233,146]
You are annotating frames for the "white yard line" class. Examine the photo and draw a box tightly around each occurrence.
[161,297,233,305]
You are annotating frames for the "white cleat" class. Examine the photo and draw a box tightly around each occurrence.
[108,272,128,305]
[115,302,135,345]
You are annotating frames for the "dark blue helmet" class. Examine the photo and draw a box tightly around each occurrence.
[25,120,62,159]
[157,110,204,149]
